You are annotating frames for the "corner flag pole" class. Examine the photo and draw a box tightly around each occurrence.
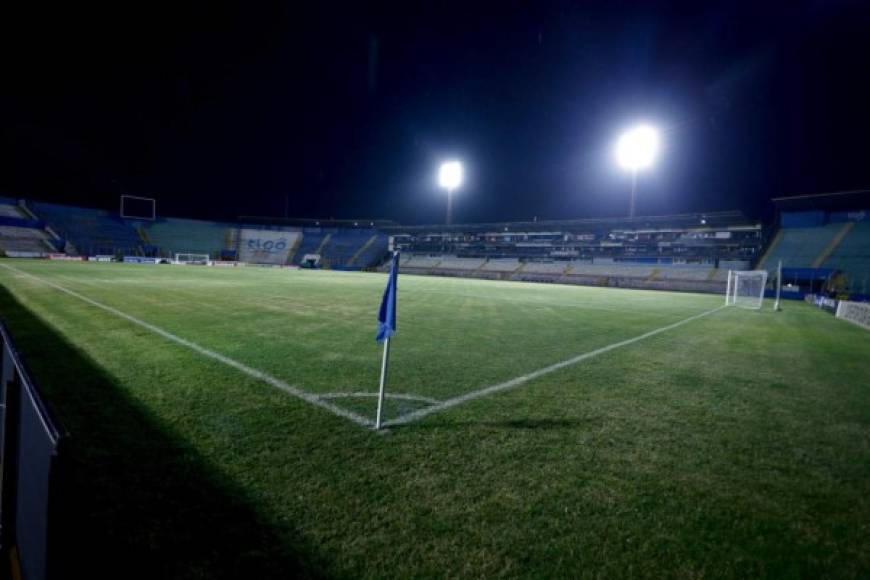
[374,251,399,430]
[375,337,390,429]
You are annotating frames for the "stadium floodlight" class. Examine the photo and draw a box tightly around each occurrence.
[615,125,659,218]
[438,160,463,225]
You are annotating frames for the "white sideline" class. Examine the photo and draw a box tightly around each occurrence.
[383,304,727,427]
[0,263,374,428]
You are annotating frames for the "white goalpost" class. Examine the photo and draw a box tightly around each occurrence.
[173,253,211,265]
[725,269,768,309]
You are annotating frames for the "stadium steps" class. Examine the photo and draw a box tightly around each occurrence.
[315,233,332,256]
[347,234,378,267]
[706,268,719,281]
[648,267,661,281]
[812,222,854,268]
[286,233,303,264]
[17,200,39,221]
[757,229,784,270]
[137,227,151,244]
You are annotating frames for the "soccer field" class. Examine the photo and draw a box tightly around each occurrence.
[1,259,869,578]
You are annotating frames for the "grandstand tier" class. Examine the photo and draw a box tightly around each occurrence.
[388,212,763,294]
[14,194,869,299]
[30,201,142,256]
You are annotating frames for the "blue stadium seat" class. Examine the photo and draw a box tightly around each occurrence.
[138,218,233,258]
[30,202,142,256]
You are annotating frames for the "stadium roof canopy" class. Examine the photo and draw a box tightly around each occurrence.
[771,189,870,212]
[238,215,398,228]
[384,210,758,234]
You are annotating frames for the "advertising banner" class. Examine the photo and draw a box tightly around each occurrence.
[239,229,300,265]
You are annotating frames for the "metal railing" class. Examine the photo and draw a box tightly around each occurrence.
[0,322,64,580]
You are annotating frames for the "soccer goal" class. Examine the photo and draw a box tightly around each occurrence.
[725,270,768,309]
[173,253,211,265]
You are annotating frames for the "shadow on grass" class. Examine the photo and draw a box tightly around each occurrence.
[0,287,318,579]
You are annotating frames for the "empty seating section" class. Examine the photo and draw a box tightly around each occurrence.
[405,255,443,268]
[481,259,521,272]
[523,262,569,275]
[30,202,141,256]
[568,263,655,278]
[0,226,53,254]
[141,218,230,258]
[437,257,486,270]
[763,224,842,268]
[0,204,26,219]
[655,267,715,281]
[352,234,389,267]
[320,230,376,267]
[824,221,870,294]
[291,231,327,265]
[406,256,737,285]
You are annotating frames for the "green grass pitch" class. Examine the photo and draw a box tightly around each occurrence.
[1,259,869,578]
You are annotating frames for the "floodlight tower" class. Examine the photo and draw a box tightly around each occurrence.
[615,125,659,218]
[438,160,463,225]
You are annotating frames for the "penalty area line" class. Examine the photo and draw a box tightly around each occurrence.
[384,304,727,427]
[0,263,374,428]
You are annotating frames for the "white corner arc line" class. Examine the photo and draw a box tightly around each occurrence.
[384,304,727,427]
[0,263,373,428]
[320,392,441,405]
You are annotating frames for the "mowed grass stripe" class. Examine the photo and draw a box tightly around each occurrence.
[0,262,374,427]
[0,261,723,404]
[385,304,727,427]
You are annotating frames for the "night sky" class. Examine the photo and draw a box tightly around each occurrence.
[3,1,869,224]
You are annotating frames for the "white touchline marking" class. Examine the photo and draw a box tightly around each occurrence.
[320,392,442,405]
[383,304,727,427]
[0,263,374,428]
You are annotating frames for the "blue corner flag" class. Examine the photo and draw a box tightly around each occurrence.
[376,252,399,342]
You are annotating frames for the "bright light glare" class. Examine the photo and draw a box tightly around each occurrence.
[615,125,659,170]
[438,161,463,190]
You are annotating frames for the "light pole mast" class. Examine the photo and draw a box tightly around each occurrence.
[616,125,659,219]
[439,161,463,226]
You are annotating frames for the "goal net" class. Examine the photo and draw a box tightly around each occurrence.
[725,270,768,309]
[173,253,210,265]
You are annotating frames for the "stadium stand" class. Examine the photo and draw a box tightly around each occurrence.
[30,201,142,256]
[436,257,487,270]
[320,229,380,269]
[291,230,328,265]
[0,226,56,255]
[481,258,521,272]
[0,199,64,256]
[348,233,389,268]
[522,261,569,275]
[759,224,843,269]
[0,203,27,219]
[824,221,870,295]
[389,211,763,293]
[766,192,870,298]
[137,218,233,259]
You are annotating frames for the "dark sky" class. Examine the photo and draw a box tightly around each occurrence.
[2,1,869,224]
